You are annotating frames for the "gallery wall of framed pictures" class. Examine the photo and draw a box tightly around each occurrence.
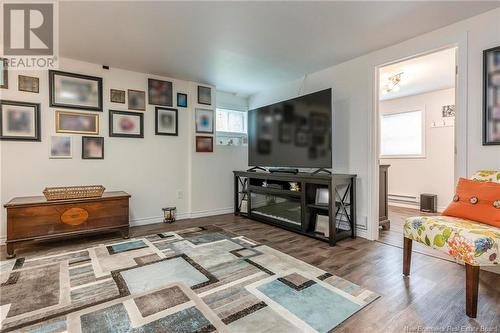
[1,58,218,163]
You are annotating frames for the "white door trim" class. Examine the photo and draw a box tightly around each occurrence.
[368,34,468,241]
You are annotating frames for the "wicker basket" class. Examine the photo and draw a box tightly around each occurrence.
[43,185,106,201]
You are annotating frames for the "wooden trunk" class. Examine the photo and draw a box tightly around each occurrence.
[4,191,131,258]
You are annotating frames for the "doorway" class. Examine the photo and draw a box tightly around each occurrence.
[375,47,457,251]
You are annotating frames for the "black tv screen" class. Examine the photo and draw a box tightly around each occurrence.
[248,88,332,168]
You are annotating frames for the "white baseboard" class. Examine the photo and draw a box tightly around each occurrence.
[356,228,368,239]
[388,201,419,210]
[129,212,191,227]
[129,208,233,227]
[189,207,233,219]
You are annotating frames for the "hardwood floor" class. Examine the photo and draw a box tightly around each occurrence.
[1,213,499,332]
[378,206,450,261]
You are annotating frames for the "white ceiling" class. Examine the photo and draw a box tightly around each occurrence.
[379,47,456,101]
[59,1,499,96]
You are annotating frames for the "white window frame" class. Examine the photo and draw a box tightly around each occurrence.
[215,108,248,146]
[379,107,426,159]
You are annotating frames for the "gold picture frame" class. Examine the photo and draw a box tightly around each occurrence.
[56,111,99,135]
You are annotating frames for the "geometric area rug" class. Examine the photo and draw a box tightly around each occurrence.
[0,226,379,333]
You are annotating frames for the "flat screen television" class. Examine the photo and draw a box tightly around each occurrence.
[248,88,332,168]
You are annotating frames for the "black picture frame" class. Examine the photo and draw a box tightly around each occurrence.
[483,46,500,145]
[148,78,173,106]
[155,107,178,136]
[49,70,103,111]
[128,89,146,111]
[0,100,41,141]
[109,110,144,138]
[0,58,8,89]
[198,86,212,105]
[82,136,104,159]
[177,93,188,108]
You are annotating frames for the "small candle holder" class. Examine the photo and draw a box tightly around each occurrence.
[162,207,176,223]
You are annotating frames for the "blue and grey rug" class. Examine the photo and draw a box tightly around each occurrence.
[0,226,379,332]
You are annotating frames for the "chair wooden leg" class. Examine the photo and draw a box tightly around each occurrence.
[403,237,412,276]
[465,263,479,318]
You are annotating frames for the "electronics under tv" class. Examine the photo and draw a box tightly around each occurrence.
[248,88,332,169]
[268,167,299,174]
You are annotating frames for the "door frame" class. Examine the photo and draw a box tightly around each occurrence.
[368,37,468,241]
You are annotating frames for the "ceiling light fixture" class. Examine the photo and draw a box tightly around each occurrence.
[382,72,404,95]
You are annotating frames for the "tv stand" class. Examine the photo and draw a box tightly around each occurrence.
[233,170,357,246]
[247,166,267,172]
[311,168,332,175]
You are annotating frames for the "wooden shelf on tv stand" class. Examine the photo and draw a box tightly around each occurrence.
[233,171,357,246]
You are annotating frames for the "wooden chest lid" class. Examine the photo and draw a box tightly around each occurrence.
[4,191,131,208]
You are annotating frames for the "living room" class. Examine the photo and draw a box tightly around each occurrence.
[0,2,499,332]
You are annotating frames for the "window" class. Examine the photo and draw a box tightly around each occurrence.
[215,108,247,146]
[380,109,424,157]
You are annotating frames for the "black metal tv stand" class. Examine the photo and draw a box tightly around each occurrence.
[247,166,267,172]
[311,168,332,175]
[233,170,357,246]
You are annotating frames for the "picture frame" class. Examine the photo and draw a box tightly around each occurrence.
[198,86,211,105]
[442,105,455,118]
[1,58,8,89]
[82,136,104,159]
[195,108,214,133]
[56,111,99,135]
[109,110,144,138]
[18,75,39,93]
[110,89,126,103]
[0,100,41,141]
[196,136,213,152]
[49,136,72,159]
[128,89,146,111]
[155,107,178,136]
[314,214,329,237]
[49,70,103,111]
[148,78,173,106]
[483,46,500,145]
[315,187,329,205]
[177,93,187,108]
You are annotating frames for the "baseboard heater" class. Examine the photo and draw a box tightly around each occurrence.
[388,193,419,205]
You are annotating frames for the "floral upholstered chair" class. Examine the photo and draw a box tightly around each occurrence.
[402,170,500,318]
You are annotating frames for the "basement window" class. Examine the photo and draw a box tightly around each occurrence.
[380,109,425,158]
[215,108,248,146]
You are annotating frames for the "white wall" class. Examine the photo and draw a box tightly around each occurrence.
[380,88,456,211]
[0,58,247,243]
[250,8,500,240]
[189,90,248,217]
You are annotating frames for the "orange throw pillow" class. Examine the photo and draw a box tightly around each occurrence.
[442,178,500,227]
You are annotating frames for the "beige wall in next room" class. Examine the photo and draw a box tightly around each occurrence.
[380,88,456,211]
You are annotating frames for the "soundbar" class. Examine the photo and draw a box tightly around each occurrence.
[268,168,299,174]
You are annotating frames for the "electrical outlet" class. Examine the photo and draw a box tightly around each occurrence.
[177,190,183,199]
